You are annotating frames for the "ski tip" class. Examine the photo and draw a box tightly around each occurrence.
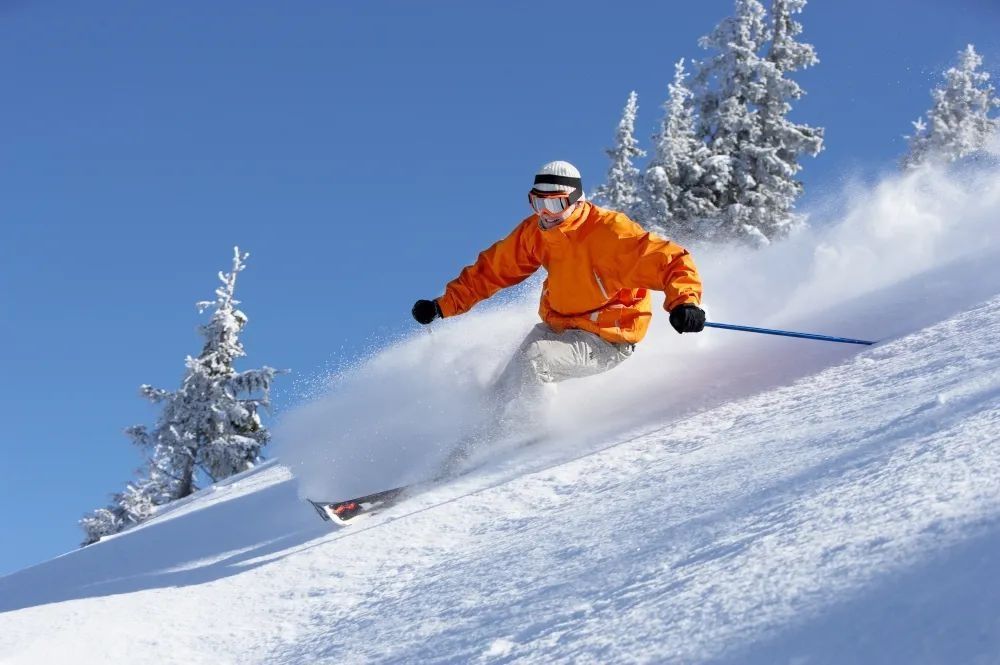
[307,499,332,522]
[307,498,375,526]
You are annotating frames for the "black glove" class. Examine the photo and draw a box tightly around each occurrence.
[412,299,442,325]
[669,304,706,334]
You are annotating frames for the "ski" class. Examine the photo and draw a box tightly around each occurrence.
[308,485,410,525]
[307,435,545,525]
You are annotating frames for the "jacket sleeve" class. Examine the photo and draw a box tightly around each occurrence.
[601,214,702,311]
[437,219,542,318]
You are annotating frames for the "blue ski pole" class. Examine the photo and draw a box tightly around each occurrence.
[704,322,875,346]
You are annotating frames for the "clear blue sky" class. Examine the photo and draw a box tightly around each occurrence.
[1,0,997,576]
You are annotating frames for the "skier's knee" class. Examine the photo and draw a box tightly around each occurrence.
[524,342,556,383]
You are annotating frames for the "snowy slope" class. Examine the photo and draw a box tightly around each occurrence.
[2,292,999,664]
[3,162,1000,663]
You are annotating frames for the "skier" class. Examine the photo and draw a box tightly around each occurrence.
[316,161,706,522]
[411,161,705,441]
[321,172,870,522]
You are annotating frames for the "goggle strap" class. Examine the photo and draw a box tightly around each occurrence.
[533,174,583,188]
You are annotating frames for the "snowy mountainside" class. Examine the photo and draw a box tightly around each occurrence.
[1,293,999,664]
[2,162,1000,663]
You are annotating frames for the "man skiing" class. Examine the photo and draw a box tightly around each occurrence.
[411,161,705,431]
[316,161,706,522]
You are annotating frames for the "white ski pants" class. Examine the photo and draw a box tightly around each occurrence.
[444,324,634,471]
[492,323,635,420]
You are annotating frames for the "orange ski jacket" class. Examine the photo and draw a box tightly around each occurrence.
[437,202,702,345]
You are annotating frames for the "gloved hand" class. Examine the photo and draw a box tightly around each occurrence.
[412,299,442,325]
[669,304,706,334]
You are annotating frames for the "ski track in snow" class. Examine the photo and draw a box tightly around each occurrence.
[2,295,1000,664]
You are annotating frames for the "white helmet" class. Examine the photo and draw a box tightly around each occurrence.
[532,161,586,200]
[529,161,586,221]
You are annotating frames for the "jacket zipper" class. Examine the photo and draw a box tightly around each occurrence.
[592,269,623,332]
[593,270,609,300]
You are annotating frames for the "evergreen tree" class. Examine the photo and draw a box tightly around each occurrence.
[79,480,160,546]
[642,59,718,241]
[754,0,825,240]
[81,248,279,545]
[692,0,771,244]
[79,503,125,546]
[904,44,1000,168]
[693,0,823,245]
[594,91,645,215]
[129,247,278,494]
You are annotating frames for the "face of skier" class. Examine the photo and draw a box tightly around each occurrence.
[529,163,585,225]
[528,189,578,223]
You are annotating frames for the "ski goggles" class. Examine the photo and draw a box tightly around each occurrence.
[528,189,574,214]
[528,174,583,215]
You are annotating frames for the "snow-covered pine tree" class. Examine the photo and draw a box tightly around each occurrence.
[593,91,645,216]
[79,504,125,546]
[692,0,823,245]
[80,248,279,545]
[128,247,278,496]
[753,0,824,239]
[80,471,166,545]
[692,0,771,245]
[641,59,718,241]
[904,44,1000,168]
